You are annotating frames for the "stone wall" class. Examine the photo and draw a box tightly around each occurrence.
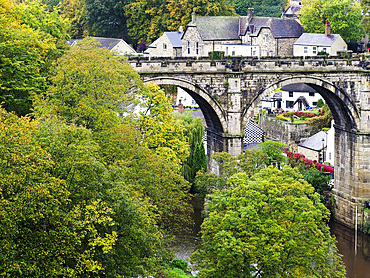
[259,113,321,151]
[277,38,296,56]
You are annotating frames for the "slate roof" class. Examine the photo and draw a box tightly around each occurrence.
[294,33,340,47]
[165,32,183,48]
[298,131,327,151]
[193,16,240,41]
[66,37,135,53]
[248,17,304,38]
[281,83,317,93]
[283,6,301,16]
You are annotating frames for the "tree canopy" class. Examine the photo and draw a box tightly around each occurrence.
[192,166,345,277]
[300,0,364,42]
[231,0,287,17]
[0,0,69,116]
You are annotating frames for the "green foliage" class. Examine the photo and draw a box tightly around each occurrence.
[126,0,235,44]
[300,0,364,42]
[35,37,141,130]
[317,98,325,108]
[0,108,117,277]
[192,166,346,278]
[171,258,189,272]
[232,0,286,17]
[258,140,287,168]
[194,149,269,196]
[0,0,68,116]
[85,0,133,41]
[306,103,333,130]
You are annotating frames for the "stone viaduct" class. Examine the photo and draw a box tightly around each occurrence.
[129,56,370,229]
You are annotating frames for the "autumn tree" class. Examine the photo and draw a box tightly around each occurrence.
[300,0,363,42]
[0,0,68,116]
[192,166,346,277]
[0,108,117,277]
[126,0,235,44]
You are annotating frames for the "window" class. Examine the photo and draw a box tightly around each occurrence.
[286,101,294,108]
[304,46,308,54]
[313,46,317,55]
[163,43,167,50]
[226,47,229,56]
[329,152,331,160]
[264,34,269,43]
[232,51,235,56]
[192,99,197,105]
[253,38,257,45]
[195,42,199,55]
[309,92,315,97]
[323,47,327,53]
[252,50,256,56]
[313,101,317,106]
[289,92,293,97]
[187,41,190,54]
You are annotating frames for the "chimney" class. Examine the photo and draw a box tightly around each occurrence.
[248,8,254,21]
[191,12,196,24]
[178,26,183,33]
[325,21,331,36]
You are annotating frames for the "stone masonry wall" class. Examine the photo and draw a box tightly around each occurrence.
[277,38,296,56]
[259,113,321,151]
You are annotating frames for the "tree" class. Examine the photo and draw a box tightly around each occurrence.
[231,0,287,17]
[36,37,142,130]
[0,0,68,116]
[361,0,370,36]
[194,149,269,196]
[258,140,287,168]
[58,0,88,39]
[126,0,235,44]
[175,112,207,184]
[192,166,346,278]
[0,108,117,277]
[300,0,363,42]
[85,0,134,40]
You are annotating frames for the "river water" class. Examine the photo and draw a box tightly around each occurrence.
[170,198,370,277]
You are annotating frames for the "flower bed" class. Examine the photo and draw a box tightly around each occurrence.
[285,150,334,173]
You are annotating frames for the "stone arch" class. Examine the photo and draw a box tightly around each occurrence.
[143,76,227,133]
[241,75,361,132]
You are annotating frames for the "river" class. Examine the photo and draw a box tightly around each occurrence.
[170,198,370,277]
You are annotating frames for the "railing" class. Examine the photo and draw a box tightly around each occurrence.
[128,55,368,73]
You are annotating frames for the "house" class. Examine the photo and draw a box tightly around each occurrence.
[297,130,328,162]
[181,9,304,57]
[176,88,198,107]
[261,83,323,112]
[282,0,302,19]
[293,22,347,57]
[67,37,137,55]
[145,27,183,57]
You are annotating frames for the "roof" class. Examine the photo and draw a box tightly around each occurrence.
[248,17,304,38]
[294,33,340,47]
[193,16,240,41]
[283,6,301,16]
[281,83,317,93]
[298,131,327,151]
[293,96,309,107]
[165,32,183,48]
[67,37,136,53]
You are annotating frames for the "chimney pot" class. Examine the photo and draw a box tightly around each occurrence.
[325,21,331,36]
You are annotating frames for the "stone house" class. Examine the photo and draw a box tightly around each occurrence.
[67,37,137,55]
[293,23,347,57]
[145,27,183,57]
[181,9,304,57]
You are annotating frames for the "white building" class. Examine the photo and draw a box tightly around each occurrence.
[145,28,183,57]
[293,23,347,57]
[261,83,323,112]
[176,88,198,107]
